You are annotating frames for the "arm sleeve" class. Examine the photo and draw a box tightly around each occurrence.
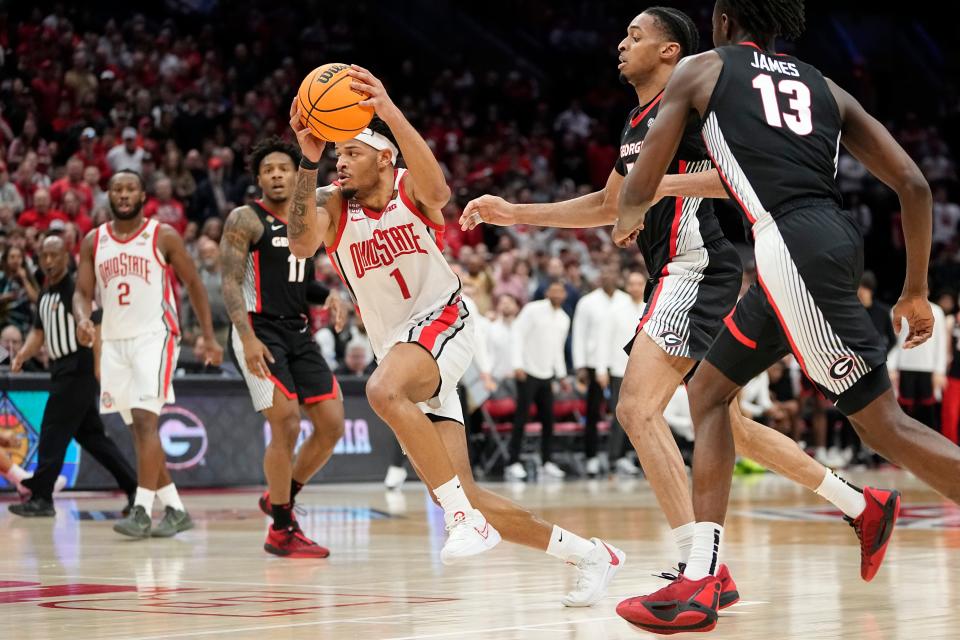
[305,280,331,305]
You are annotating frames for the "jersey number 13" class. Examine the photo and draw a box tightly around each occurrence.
[751,74,812,136]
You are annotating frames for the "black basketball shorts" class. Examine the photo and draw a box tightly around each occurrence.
[232,315,337,411]
[626,237,742,361]
[705,199,890,415]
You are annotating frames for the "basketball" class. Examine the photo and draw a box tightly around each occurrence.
[296,63,374,142]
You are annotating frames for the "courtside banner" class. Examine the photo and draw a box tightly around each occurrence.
[0,374,398,489]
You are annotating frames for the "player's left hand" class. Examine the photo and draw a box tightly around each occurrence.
[348,65,398,118]
[325,294,348,333]
[893,295,934,349]
[611,218,640,248]
[198,335,224,367]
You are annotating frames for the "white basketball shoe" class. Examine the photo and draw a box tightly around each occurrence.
[440,509,501,565]
[561,538,626,607]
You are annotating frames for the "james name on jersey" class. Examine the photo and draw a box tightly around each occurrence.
[349,217,430,278]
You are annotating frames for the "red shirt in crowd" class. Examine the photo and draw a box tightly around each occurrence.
[144,197,187,235]
[49,177,94,211]
[18,208,69,231]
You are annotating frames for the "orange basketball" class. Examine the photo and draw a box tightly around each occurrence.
[297,63,374,142]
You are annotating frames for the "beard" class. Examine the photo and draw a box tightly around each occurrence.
[109,199,144,221]
[340,186,358,200]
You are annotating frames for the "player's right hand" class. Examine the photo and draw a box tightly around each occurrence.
[893,295,934,349]
[460,195,516,230]
[289,97,326,163]
[77,319,96,347]
[243,334,275,379]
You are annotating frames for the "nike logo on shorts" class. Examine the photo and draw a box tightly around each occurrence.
[271,224,284,230]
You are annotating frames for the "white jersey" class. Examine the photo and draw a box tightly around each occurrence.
[326,169,460,358]
[94,218,179,340]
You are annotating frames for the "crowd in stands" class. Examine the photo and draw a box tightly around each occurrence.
[1,2,958,476]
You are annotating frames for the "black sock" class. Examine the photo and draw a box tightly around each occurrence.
[272,502,293,530]
[290,480,304,501]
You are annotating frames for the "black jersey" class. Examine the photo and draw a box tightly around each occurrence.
[243,199,315,321]
[702,43,843,225]
[616,93,724,277]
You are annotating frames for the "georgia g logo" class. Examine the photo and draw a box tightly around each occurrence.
[660,331,684,347]
[829,356,855,381]
[159,406,208,470]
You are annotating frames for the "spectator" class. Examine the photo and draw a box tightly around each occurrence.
[181,236,230,350]
[506,279,570,481]
[18,188,68,231]
[6,116,51,170]
[486,293,520,384]
[60,192,93,236]
[191,156,234,221]
[857,271,897,353]
[158,148,196,204]
[83,165,108,212]
[932,185,960,248]
[533,257,580,317]
[335,340,376,377]
[739,371,775,424]
[63,49,98,106]
[12,153,50,211]
[461,252,494,314]
[106,126,145,173]
[0,246,40,334]
[1,324,44,372]
[72,127,112,181]
[888,300,948,430]
[49,157,94,211]
[0,162,24,214]
[144,177,187,235]
[554,100,592,139]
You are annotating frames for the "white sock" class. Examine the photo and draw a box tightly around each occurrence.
[157,483,185,512]
[814,469,866,519]
[545,525,596,563]
[672,522,696,565]
[433,475,473,519]
[134,487,156,513]
[4,463,29,483]
[684,522,723,580]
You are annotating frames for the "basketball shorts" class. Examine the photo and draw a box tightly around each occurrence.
[231,315,338,412]
[705,199,890,415]
[100,330,180,424]
[385,296,474,425]
[626,237,742,361]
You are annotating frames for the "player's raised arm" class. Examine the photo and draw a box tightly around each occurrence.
[73,230,98,347]
[830,79,934,348]
[348,65,450,220]
[615,56,705,246]
[159,224,224,366]
[287,98,335,258]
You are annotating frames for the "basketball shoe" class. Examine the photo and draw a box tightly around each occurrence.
[152,507,194,537]
[561,538,626,607]
[848,486,900,581]
[440,509,501,565]
[264,522,330,558]
[655,563,739,609]
[114,505,151,538]
[616,574,721,635]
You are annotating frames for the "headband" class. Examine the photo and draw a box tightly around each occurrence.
[354,128,399,165]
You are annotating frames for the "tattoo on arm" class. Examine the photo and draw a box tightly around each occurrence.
[220,207,262,339]
[289,168,318,240]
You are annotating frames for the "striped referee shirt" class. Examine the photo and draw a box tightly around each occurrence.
[33,273,94,377]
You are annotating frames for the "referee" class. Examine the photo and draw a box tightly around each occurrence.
[8,235,136,517]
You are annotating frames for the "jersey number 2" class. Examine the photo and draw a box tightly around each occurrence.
[751,74,812,135]
[389,268,411,300]
[287,255,306,283]
[118,282,130,306]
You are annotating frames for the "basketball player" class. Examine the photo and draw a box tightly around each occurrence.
[74,170,224,539]
[613,0,960,632]
[461,6,891,607]
[286,65,625,606]
[221,137,347,558]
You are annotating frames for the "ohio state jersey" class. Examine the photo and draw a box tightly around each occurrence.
[326,169,460,358]
[94,218,179,340]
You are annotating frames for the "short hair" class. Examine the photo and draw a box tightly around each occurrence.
[249,136,301,175]
[859,271,877,292]
[108,169,146,189]
[643,7,700,58]
[366,116,399,150]
[717,0,806,41]
[546,278,567,289]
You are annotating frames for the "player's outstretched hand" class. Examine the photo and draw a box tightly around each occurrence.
[348,65,398,119]
[289,97,326,163]
[893,295,934,349]
[325,294,348,333]
[460,195,517,230]
[77,318,96,348]
[611,217,640,248]
[242,334,275,379]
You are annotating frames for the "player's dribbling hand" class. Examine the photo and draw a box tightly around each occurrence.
[893,295,934,349]
[325,294,348,333]
[611,218,640,248]
[460,195,516,230]
[243,335,275,379]
[77,319,96,348]
[347,65,398,119]
[289,97,326,162]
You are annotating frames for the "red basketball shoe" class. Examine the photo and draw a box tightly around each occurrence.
[617,574,721,635]
[264,522,330,558]
[848,486,900,581]
[658,563,739,610]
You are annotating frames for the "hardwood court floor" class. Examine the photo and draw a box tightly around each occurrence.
[2,469,959,640]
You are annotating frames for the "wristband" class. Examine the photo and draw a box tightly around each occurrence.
[300,157,320,171]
